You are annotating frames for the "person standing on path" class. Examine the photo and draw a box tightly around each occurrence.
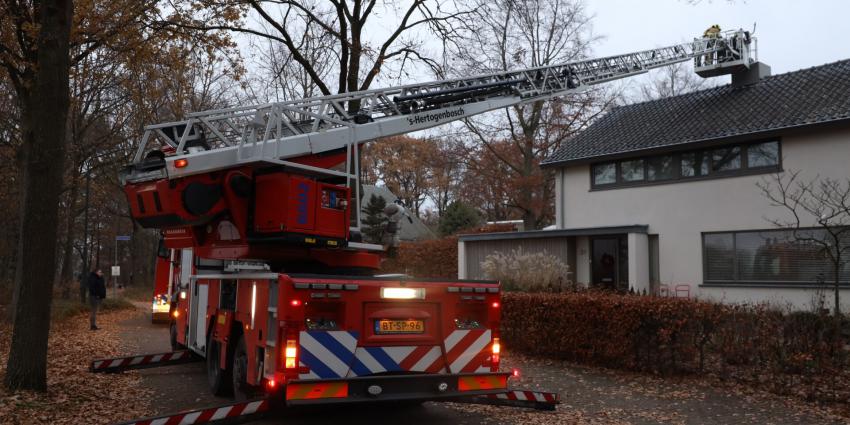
[87,269,106,330]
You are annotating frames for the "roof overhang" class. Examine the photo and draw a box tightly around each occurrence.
[458,225,648,242]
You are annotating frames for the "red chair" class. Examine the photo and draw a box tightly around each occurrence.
[674,284,690,298]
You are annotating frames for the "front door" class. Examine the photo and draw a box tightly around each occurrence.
[591,236,629,291]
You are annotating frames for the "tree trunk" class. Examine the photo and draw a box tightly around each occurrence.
[4,0,73,392]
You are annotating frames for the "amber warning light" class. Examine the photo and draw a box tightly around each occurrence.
[174,158,189,168]
[285,340,298,369]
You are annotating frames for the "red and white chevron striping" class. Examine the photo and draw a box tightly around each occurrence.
[443,329,493,373]
[487,390,558,403]
[117,399,269,425]
[91,350,191,371]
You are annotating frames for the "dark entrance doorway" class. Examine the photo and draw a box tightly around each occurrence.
[591,235,629,291]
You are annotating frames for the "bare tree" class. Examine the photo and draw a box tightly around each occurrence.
[426,137,465,217]
[165,0,474,109]
[757,171,850,317]
[251,22,336,102]
[451,0,615,229]
[638,62,715,101]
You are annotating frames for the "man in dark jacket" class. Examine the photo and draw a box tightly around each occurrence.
[87,269,106,330]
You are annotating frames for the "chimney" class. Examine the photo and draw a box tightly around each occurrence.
[732,62,772,87]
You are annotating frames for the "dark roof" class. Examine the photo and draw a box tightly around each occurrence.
[543,59,850,167]
[458,225,648,242]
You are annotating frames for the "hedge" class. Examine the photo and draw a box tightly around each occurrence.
[380,224,516,278]
[501,292,850,404]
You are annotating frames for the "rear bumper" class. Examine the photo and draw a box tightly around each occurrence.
[151,312,170,323]
[283,372,510,406]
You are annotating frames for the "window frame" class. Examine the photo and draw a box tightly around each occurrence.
[589,139,782,190]
[701,227,850,287]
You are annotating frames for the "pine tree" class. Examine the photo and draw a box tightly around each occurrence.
[438,202,481,236]
[362,194,388,244]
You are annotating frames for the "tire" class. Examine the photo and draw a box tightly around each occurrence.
[169,322,181,351]
[206,334,233,396]
[231,334,256,401]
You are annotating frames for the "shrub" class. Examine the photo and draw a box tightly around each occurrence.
[481,248,574,292]
[500,292,850,404]
[380,224,515,279]
[381,236,458,278]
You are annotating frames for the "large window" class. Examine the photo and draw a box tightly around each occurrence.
[593,162,616,185]
[591,140,781,189]
[620,159,644,181]
[702,229,850,285]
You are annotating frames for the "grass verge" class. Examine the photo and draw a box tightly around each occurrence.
[51,297,136,322]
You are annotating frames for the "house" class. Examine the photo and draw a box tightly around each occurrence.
[459,60,850,309]
[360,184,435,241]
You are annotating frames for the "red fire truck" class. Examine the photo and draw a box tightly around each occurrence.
[164,250,507,403]
[95,29,753,424]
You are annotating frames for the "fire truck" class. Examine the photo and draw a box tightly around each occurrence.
[96,28,756,424]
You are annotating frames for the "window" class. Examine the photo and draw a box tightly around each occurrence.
[747,141,779,168]
[704,233,735,281]
[702,229,850,285]
[647,156,675,181]
[593,163,616,185]
[590,140,781,189]
[711,147,741,171]
[681,152,709,177]
[620,159,644,181]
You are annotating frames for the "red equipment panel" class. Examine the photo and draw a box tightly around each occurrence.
[253,172,290,233]
[253,172,349,240]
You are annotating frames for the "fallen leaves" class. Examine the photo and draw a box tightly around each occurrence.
[443,350,850,424]
[0,308,153,424]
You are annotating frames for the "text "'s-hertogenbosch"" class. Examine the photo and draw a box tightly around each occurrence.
[406,108,465,126]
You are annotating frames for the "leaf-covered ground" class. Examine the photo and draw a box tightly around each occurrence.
[444,351,850,424]
[0,308,153,424]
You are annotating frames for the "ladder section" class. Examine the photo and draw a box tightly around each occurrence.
[129,32,749,181]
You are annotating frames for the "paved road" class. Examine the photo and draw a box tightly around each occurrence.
[117,305,495,425]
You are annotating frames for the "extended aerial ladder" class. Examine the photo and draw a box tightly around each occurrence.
[123,29,755,271]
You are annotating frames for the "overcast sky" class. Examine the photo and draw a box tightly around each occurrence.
[589,0,850,83]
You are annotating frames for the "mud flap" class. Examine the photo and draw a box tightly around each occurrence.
[90,350,200,373]
[114,398,271,425]
[454,389,559,411]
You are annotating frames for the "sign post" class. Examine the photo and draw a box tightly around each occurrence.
[114,235,131,297]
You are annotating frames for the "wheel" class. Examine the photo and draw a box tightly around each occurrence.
[206,334,232,396]
[169,322,182,351]
[231,334,256,401]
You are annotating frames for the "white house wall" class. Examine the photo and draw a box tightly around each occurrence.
[558,126,850,310]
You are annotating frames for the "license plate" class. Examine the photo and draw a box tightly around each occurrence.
[375,319,425,334]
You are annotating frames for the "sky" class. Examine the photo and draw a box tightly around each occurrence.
[587,0,850,86]
[240,0,850,99]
